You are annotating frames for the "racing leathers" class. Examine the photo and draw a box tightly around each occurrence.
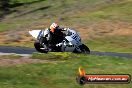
[38,28,70,51]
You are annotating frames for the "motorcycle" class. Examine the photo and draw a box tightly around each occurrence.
[29,28,90,54]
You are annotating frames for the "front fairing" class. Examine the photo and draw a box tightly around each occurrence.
[29,30,41,39]
[61,30,82,52]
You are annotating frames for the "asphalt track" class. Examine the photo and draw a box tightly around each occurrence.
[0,46,132,58]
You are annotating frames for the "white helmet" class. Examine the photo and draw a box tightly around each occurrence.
[50,23,58,33]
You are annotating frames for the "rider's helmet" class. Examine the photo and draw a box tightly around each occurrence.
[50,23,59,33]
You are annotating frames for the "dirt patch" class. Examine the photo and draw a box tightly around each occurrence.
[0,21,49,46]
[75,21,132,40]
[0,20,132,45]
[0,56,48,66]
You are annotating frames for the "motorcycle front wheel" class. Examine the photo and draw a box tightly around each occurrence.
[79,44,90,54]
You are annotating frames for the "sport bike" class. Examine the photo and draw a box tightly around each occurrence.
[29,28,90,53]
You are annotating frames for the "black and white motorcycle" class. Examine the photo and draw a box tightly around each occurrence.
[29,28,90,53]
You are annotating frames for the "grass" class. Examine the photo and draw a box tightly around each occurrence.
[0,41,34,48]
[31,52,76,60]
[0,53,131,88]
[1,0,132,31]
[0,1,131,45]
[0,0,131,32]
[0,23,16,32]
[0,0,132,53]
[85,35,132,53]
[0,1,132,87]
[0,54,22,59]
[86,0,132,21]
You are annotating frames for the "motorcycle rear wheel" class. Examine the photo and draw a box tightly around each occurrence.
[34,40,48,53]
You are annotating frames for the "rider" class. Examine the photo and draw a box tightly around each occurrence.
[39,22,64,50]
[49,23,64,45]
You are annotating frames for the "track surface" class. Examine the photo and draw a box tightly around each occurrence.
[0,46,132,58]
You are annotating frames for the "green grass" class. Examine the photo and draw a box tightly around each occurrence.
[86,0,132,21]
[0,54,22,59]
[9,0,42,5]
[0,53,131,88]
[85,35,132,53]
[31,52,78,60]
[0,23,16,32]
[1,0,132,31]
[0,41,34,48]
[0,0,131,31]
[0,0,132,53]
